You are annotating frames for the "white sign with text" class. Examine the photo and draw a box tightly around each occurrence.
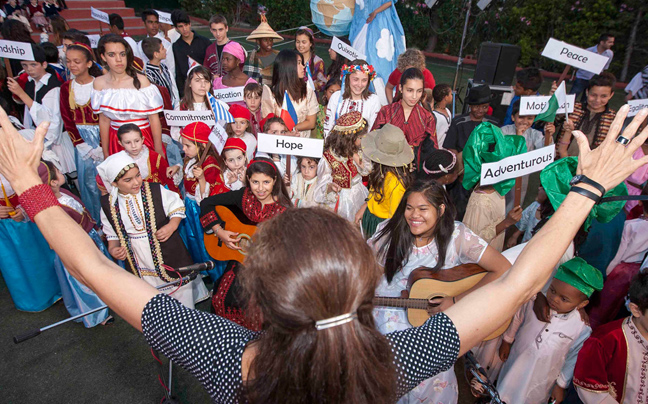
[155,10,173,25]
[541,38,609,74]
[628,99,648,117]
[330,36,367,61]
[0,40,34,61]
[257,133,324,158]
[480,145,556,186]
[519,94,576,116]
[212,87,245,103]
[90,7,110,24]
[163,110,216,126]
[209,124,228,154]
[86,35,100,49]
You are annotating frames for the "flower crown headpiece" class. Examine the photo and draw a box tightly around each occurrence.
[340,64,376,81]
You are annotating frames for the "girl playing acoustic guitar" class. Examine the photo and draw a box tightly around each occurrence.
[200,157,292,329]
[369,179,510,404]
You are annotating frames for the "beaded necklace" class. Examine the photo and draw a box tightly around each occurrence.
[109,182,179,283]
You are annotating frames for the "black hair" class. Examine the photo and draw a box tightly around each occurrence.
[1,19,35,44]
[376,179,456,282]
[141,9,159,22]
[272,49,307,104]
[326,37,351,79]
[116,123,142,141]
[109,13,124,30]
[40,42,59,64]
[97,34,142,90]
[516,68,543,92]
[246,157,293,209]
[321,75,342,104]
[531,198,556,236]
[171,9,191,26]
[66,43,103,77]
[511,100,520,117]
[416,149,458,181]
[629,271,648,313]
[588,72,616,90]
[432,83,452,104]
[393,67,425,104]
[296,156,320,167]
[141,37,163,61]
[62,29,89,43]
[30,44,47,64]
[598,33,614,43]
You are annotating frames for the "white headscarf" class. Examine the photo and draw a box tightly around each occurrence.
[96,152,138,202]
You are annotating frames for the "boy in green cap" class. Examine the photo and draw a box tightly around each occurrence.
[494,257,603,404]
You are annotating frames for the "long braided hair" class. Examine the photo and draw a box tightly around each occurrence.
[97,33,142,90]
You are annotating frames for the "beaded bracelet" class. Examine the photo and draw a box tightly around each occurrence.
[18,184,60,221]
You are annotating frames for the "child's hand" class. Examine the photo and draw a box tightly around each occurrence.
[563,119,575,133]
[192,166,204,180]
[155,223,177,242]
[498,340,512,362]
[216,228,242,250]
[283,173,290,186]
[426,295,453,315]
[505,235,518,249]
[505,206,523,225]
[226,170,238,185]
[109,246,128,261]
[550,385,565,404]
[166,166,179,178]
[578,307,590,326]
[549,81,558,96]
[516,122,531,136]
[533,292,551,322]
[0,205,14,219]
[327,182,341,193]
[545,123,556,138]
[469,377,486,397]
[6,77,25,97]
[352,152,362,167]
[10,209,24,222]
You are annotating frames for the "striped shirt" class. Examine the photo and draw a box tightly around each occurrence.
[145,62,178,108]
[556,102,616,156]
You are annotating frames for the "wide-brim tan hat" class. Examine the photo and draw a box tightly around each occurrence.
[247,15,283,42]
[361,124,414,167]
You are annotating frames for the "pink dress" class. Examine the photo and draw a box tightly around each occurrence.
[212,76,257,108]
[624,147,648,213]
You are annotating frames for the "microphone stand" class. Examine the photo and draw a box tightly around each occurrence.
[464,351,506,404]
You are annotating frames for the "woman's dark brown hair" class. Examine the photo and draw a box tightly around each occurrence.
[180,66,213,111]
[341,59,373,101]
[324,119,368,158]
[367,164,412,204]
[97,34,142,90]
[239,208,396,403]
[245,157,292,208]
[67,43,103,77]
[271,49,307,104]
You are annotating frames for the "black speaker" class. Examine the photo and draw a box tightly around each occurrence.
[473,43,521,86]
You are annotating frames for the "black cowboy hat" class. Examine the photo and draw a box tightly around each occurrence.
[466,85,493,105]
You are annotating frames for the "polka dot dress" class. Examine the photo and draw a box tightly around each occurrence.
[142,294,460,403]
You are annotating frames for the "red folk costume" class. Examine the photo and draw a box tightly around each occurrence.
[322,149,358,189]
[181,122,228,199]
[574,317,648,403]
[91,83,165,156]
[60,80,100,146]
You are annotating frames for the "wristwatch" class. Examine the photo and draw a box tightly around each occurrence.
[569,175,606,196]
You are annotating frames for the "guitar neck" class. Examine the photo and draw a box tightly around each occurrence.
[373,296,429,310]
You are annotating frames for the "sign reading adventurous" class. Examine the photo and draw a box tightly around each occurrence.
[480,145,556,186]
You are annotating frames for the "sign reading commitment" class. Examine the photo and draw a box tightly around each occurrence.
[212,87,245,103]
[90,7,110,24]
[541,38,609,74]
[330,36,366,62]
[519,94,576,116]
[163,110,216,127]
[628,99,648,118]
[257,133,324,158]
[480,145,555,186]
[0,40,34,61]
[155,10,173,25]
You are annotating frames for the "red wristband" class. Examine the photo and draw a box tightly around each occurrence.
[18,184,60,221]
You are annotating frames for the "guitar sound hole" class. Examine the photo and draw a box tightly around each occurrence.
[239,237,252,254]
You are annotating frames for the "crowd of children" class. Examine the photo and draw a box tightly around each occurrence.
[1,9,647,404]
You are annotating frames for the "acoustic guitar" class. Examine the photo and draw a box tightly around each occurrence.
[373,264,511,341]
[203,206,257,263]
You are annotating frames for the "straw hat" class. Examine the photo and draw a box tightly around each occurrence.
[246,15,283,42]
[361,124,414,167]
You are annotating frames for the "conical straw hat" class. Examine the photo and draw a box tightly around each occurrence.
[247,15,283,42]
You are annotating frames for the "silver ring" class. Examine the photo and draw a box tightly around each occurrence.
[616,135,630,145]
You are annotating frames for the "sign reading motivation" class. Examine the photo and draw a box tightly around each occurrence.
[257,133,324,158]
[628,99,648,117]
[156,10,173,25]
[86,35,100,49]
[480,145,556,186]
[90,7,110,24]
[541,38,609,74]
[519,94,576,116]
[209,123,228,154]
[212,86,245,103]
[163,110,215,127]
[330,36,367,61]
[0,40,34,61]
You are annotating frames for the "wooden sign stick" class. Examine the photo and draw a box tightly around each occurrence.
[4,59,13,78]
[514,177,522,207]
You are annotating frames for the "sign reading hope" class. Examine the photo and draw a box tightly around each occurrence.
[257,133,324,158]
[541,38,609,74]
[90,7,110,24]
[628,99,648,117]
[211,87,245,103]
[519,94,576,116]
[330,36,366,62]
[480,145,556,186]
[155,10,173,25]
[0,39,34,61]
[163,110,216,127]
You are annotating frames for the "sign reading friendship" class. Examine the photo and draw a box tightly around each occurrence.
[0,40,34,61]
[541,38,609,74]
[90,7,110,24]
